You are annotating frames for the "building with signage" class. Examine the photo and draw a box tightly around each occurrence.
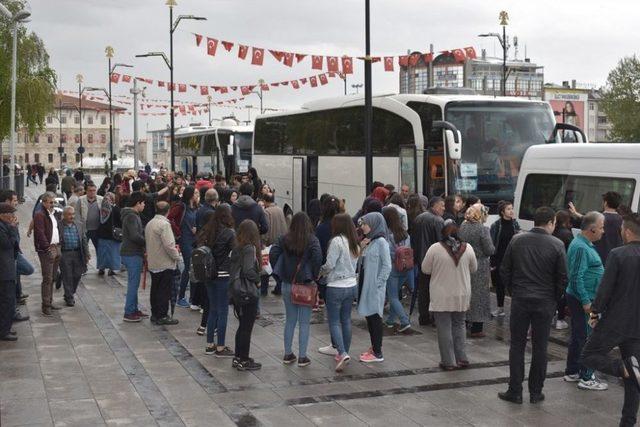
[399,49,544,99]
[146,127,170,168]
[15,94,125,169]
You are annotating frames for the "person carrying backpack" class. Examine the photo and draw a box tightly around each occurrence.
[196,205,236,357]
[382,206,412,332]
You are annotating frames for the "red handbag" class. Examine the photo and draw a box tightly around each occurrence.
[290,260,318,307]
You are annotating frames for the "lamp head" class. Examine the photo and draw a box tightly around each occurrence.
[105,46,114,58]
[76,74,84,84]
[499,10,509,26]
[14,9,30,22]
[166,0,177,7]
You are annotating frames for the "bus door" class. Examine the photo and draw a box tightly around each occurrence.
[306,155,319,207]
[423,147,445,198]
[292,157,304,212]
[399,145,418,195]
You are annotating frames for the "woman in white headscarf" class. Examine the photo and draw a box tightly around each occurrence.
[96,192,122,276]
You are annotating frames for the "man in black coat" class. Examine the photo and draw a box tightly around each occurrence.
[231,183,268,234]
[581,213,640,427]
[0,203,20,341]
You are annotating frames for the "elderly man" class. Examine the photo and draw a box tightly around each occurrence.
[74,183,102,271]
[196,188,219,231]
[58,206,89,307]
[0,203,19,341]
[145,201,183,325]
[33,192,62,316]
[61,169,76,199]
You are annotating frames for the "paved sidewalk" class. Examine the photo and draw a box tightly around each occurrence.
[0,183,628,426]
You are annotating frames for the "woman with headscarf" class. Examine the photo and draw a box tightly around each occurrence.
[458,204,495,338]
[356,212,392,363]
[422,219,477,370]
[96,192,122,276]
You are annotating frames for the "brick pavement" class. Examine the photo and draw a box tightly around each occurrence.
[0,182,628,426]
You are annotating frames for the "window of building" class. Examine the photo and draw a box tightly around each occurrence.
[75,134,80,144]
[589,103,595,111]
[25,153,29,163]
[598,116,608,124]
[87,115,94,125]
[101,115,107,125]
[101,153,106,158]
[60,115,67,124]
[74,115,80,125]
[100,134,106,144]
[520,173,635,220]
[46,116,53,124]
[88,134,94,144]
[47,134,53,144]
[34,153,40,163]
[61,134,67,144]
[75,153,80,163]
[89,153,94,157]
[48,154,54,163]
[34,134,40,144]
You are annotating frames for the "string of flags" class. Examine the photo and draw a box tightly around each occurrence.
[193,32,477,73]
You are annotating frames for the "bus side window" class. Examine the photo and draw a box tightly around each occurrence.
[406,102,443,147]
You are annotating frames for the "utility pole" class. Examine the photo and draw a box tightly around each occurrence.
[58,99,63,169]
[364,0,373,194]
[130,78,141,170]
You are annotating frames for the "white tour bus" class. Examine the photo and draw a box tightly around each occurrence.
[174,118,253,180]
[514,143,640,230]
[252,92,585,215]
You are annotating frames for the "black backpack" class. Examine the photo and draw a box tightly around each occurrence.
[190,245,216,283]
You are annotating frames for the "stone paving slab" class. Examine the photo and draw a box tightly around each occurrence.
[0,182,632,426]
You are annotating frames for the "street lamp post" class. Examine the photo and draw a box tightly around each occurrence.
[351,83,363,94]
[77,74,84,168]
[364,0,373,194]
[0,3,31,190]
[58,98,63,169]
[105,46,133,174]
[478,11,509,96]
[250,79,265,115]
[207,95,212,125]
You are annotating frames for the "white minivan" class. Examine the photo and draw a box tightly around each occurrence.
[514,143,640,230]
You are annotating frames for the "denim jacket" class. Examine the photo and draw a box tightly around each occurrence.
[320,235,358,284]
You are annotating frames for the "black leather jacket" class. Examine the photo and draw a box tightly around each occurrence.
[204,227,235,275]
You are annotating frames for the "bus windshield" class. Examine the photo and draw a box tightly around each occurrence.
[445,101,555,207]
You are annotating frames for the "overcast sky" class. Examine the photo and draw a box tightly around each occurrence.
[25,0,640,139]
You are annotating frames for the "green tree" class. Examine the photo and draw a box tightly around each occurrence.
[0,0,57,141]
[601,55,640,142]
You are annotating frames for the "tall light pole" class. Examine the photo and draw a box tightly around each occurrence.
[351,83,363,94]
[0,3,31,190]
[105,46,133,173]
[479,10,509,96]
[207,95,212,125]
[129,80,146,171]
[77,74,85,168]
[250,79,265,115]
[364,0,373,194]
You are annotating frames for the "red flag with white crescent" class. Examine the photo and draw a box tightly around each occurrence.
[295,54,307,63]
[158,81,165,87]
[110,73,120,83]
[200,86,209,95]
[453,48,466,62]
[300,78,307,85]
[178,84,186,93]
[240,85,254,95]
[327,56,339,73]
[280,81,289,86]
[122,75,132,83]
[261,84,269,91]
[271,82,280,87]
[190,84,198,89]
[251,47,264,66]
[384,57,394,72]
[238,45,249,60]
[310,76,318,87]
[195,34,203,46]
[291,80,300,89]
[464,46,477,59]
[408,53,421,66]
[423,53,434,63]
[269,50,284,62]
[319,74,328,85]
[398,55,409,67]
[207,38,218,56]
[221,41,234,52]
[312,55,323,70]
[220,87,228,94]
[230,86,238,91]
[283,52,294,67]
[341,56,353,74]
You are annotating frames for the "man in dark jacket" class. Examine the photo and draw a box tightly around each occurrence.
[33,192,62,316]
[58,206,89,306]
[132,180,169,227]
[581,213,640,427]
[231,183,268,234]
[61,169,76,199]
[120,191,148,322]
[498,207,567,405]
[410,196,445,325]
[196,188,219,232]
[0,203,19,341]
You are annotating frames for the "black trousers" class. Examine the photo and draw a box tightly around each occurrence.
[417,273,431,324]
[235,301,258,361]
[366,314,383,356]
[582,326,640,427]
[60,251,84,302]
[508,297,556,395]
[0,280,16,338]
[492,269,506,308]
[150,269,173,319]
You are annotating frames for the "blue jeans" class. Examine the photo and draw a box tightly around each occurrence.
[122,255,143,315]
[17,253,35,276]
[565,293,594,380]
[206,277,230,345]
[179,241,194,301]
[325,286,357,356]
[386,270,410,325]
[406,265,417,292]
[282,281,312,358]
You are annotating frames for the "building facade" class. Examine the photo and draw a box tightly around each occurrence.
[399,50,544,99]
[16,94,125,169]
[147,127,170,168]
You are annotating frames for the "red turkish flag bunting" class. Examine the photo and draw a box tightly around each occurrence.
[260,84,269,91]
[283,52,294,67]
[179,105,186,114]
[398,55,409,67]
[319,74,328,85]
[251,47,265,66]
[328,72,336,78]
[195,34,203,46]
[409,53,421,66]
[269,50,284,62]
[291,80,300,89]
[122,75,131,83]
[312,55,323,70]
[207,38,218,56]
[220,87,228,94]
[371,57,381,63]
[384,57,394,72]
[327,56,339,73]
[110,73,120,83]
[310,76,318,87]
[240,85,254,95]
[158,81,165,87]
[341,56,353,74]
[464,46,477,59]
[230,86,238,91]
[300,78,307,85]
[271,83,280,87]
[200,86,209,95]
[423,53,434,63]
[238,45,249,60]
[452,48,466,62]
[178,84,186,93]
[221,41,234,52]
[190,84,198,89]
[295,54,307,63]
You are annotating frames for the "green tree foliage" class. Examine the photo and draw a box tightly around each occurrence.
[601,56,640,142]
[0,0,57,140]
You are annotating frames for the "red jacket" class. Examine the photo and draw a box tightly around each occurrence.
[167,202,185,239]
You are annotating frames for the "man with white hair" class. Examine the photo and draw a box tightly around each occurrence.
[58,206,89,307]
[196,188,219,231]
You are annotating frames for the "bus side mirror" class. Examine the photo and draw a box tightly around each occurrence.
[445,130,462,160]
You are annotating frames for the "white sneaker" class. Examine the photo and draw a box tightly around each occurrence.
[563,373,580,382]
[318,345,338,356]
[190,304,200,311]
[578,378,608,391]
[555,320,569,330]
[492,308,505,317]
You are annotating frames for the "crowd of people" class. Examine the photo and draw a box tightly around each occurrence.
[1,167,640,425]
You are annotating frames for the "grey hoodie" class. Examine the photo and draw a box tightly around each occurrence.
[120,207,145,256]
